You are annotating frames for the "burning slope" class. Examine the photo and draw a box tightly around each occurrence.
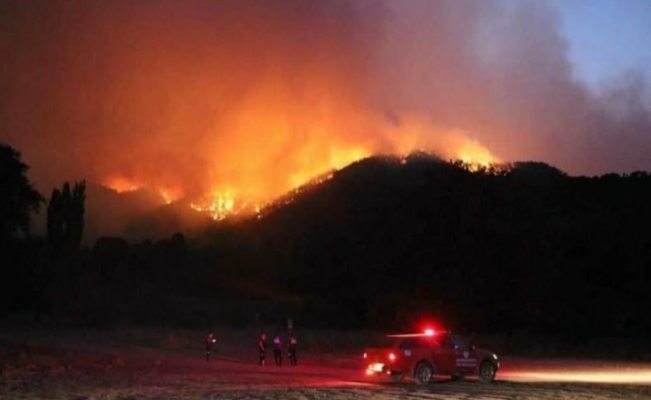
[104,132,497,222]
[2,1,506,215]
[17,0,616,229]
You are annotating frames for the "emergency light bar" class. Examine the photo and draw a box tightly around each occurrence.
[385,328,440,338]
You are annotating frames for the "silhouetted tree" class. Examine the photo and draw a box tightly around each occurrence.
[0,143,44,242]
[47,180,86,259]
[0,143,44,316]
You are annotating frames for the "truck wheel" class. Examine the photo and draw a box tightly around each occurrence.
[389,372,404,383]
[478,361,497,383]
[414,362,434,385]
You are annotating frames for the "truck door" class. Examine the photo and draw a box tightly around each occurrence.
[451,335,478,373]
[433,333,457,374]
[397,338,418,372]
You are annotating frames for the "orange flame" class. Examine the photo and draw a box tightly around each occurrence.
[158,187,184,204]
[94,15,500,221]
[190,191,242,221]
[103,176,183,205]
[384,116,499,167]
[102,94,498,221]
[103,121,499,221]
[103,176,144,193]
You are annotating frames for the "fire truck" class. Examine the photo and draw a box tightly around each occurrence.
[363,329,499,384]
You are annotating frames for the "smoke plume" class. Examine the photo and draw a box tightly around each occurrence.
[1,0,650,205]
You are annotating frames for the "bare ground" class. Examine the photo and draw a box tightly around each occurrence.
[2,329,651,400]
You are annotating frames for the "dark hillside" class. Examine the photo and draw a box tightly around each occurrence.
[5,155,651,340]
[201,156,651,336]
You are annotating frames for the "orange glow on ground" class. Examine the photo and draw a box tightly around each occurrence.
[520,371,651,384]
[505,369,651,385]
[500,359,651,385]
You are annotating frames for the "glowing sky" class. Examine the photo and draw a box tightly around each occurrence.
[1,0,650,202]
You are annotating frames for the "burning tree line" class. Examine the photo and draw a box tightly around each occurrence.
[2,142,651,345]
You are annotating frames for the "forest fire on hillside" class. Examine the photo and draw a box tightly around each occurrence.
[189,193,251,221]
[102,176,182,205]
[103,177,144,194]
[103,139,498,221]
[31,0,515,222]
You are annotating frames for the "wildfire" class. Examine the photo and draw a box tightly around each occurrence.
[103,176,183,205]
[184,136,499,222]
[456,139,497,169]
[94,25,500,223]
[189,192,252,221]
[103,176,144,193]
[188,170,339,221]
[102,114,500,222]
[384,116,499,170]
[103,128,500,222]
[159,189,177,205]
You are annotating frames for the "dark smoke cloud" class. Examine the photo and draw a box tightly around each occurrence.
[1,0,649,201]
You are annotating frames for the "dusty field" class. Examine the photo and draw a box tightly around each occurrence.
[2,328,651,399]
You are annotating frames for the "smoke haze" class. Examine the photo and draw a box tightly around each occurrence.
[1,0,650,203]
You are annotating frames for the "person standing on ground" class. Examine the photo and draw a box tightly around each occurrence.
[205,331,216,362]
[288,332,298,366]
[258,332,267,365]
[273,333,283,366]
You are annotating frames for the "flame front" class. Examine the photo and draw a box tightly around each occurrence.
[93,2,501,221]
[77,0,504,219]
[103,177,183,205]
[103,177,144,194]
[104,118,500,221]
[179,121,499,221]
[190,192,242,221]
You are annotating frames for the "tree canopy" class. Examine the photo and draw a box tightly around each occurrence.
[0,143,44,242]
[47,180,86,258]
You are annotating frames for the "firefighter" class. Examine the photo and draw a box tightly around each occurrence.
[287,332,298,366]
[205,331,216,362]
[273,333,283,366]
[258,332,267,365]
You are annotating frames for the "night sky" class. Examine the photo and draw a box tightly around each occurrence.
[1,0,650,203]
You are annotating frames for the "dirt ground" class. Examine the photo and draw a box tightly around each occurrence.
[2,328,651,400]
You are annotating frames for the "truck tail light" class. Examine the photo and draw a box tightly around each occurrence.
[389,353,396,361]
[363,352,367,359]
